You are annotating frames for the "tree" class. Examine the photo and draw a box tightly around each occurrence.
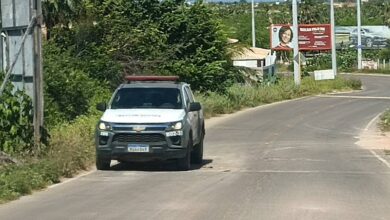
[42,0,86,38]
[299,0,328,24]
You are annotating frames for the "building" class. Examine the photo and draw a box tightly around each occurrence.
[232,47,271,68]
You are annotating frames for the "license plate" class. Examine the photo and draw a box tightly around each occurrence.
[127,144,149,153]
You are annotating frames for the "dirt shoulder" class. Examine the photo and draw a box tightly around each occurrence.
[356,116,390,151]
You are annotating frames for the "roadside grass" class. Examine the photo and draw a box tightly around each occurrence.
[197,76,361,118]
[0,75,362,203]
[0,115,99,203]
[379,109,390,132]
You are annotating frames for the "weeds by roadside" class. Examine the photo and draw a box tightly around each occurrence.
[197,76,361,118]
[0,115,99,203]
[379,109,390,132]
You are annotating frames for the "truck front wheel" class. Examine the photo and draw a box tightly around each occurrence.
[96,155,111,170]
[177,138,192,171]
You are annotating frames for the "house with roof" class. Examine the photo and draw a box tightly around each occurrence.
[231,46,277,83]
[231,47,271,68]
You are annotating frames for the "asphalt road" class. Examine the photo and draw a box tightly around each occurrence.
[1,74,390,220]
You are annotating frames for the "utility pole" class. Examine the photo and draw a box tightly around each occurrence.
[330,0,337,76]
[292,0,300,86]
[33,0,44,145]
[251,0,256,47]
[357,0,362,69]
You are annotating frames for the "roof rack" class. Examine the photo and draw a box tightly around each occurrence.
[125,76,180,83]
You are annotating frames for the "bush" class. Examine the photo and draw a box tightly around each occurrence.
[43,44,111,126]
[47,115,99,177]
[195,75,361,119]
[0,160,61,203]
[0,72,34,155]
[0,113,99,203]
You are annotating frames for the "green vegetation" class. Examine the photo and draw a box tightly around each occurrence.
[379,110,390,155]
[0,115,98,203]
[379,109,390,132]
[0,73,34,154]
[214,0,390,72]
[197,76,361,118]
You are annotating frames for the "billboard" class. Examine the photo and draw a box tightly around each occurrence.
[335,26,390,49]
[271,24,332,51]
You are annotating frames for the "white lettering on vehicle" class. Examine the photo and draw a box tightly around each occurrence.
[166,131,183,137]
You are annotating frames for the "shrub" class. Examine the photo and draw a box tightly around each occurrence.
[47,115,99,177]
[380,109,390,132]
[43,44,111,126]
[0,72,34,154]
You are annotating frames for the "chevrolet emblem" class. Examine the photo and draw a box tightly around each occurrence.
[133,126,146,132]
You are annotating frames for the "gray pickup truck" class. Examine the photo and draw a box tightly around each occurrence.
[95,76,205,171]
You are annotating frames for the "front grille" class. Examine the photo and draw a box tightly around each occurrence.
[112,126,167,131]
[112,123,168,132]
[113,133,166,143]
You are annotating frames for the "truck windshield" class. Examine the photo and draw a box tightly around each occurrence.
[111,88,183,109]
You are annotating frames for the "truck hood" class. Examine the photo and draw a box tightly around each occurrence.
[100,109,186,123]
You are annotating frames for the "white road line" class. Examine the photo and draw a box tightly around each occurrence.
[318,95,390,100]
[370,150,390,169]
[363,113,390,169]
[364,113,382,131]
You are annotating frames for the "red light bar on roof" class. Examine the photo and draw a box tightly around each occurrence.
[125,76,179,82]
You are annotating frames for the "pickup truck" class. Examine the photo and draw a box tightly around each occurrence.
[95,76,205,171]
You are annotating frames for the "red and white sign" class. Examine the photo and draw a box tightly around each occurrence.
[271,24,332,51]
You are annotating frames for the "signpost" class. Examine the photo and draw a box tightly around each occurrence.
[330,0,337,76]
[292,0,300,86]
[271,24,332,51]
[357,0,362,69]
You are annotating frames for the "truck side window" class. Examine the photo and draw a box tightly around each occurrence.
[184,87,194,103]
[183,89,191,108]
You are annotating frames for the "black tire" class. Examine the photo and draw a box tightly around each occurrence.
[96,156,111,170]
[177,138,192,171]
[191,133,204,164]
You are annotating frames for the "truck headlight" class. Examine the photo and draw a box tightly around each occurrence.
[98,121,112,131]
[170,121,182,130]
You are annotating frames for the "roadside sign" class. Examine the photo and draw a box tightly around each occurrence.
[271,24,332,51]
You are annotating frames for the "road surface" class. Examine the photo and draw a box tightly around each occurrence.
[1,74,390,220]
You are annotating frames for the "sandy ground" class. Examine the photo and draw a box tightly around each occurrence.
[356,116,390,152]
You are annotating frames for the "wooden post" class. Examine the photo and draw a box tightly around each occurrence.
[33,0,44,145]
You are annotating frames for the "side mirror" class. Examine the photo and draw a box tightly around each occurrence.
[189,102,201,112]
[96,102,107,112]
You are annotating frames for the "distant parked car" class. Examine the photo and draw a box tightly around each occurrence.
[349,28,388,48]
